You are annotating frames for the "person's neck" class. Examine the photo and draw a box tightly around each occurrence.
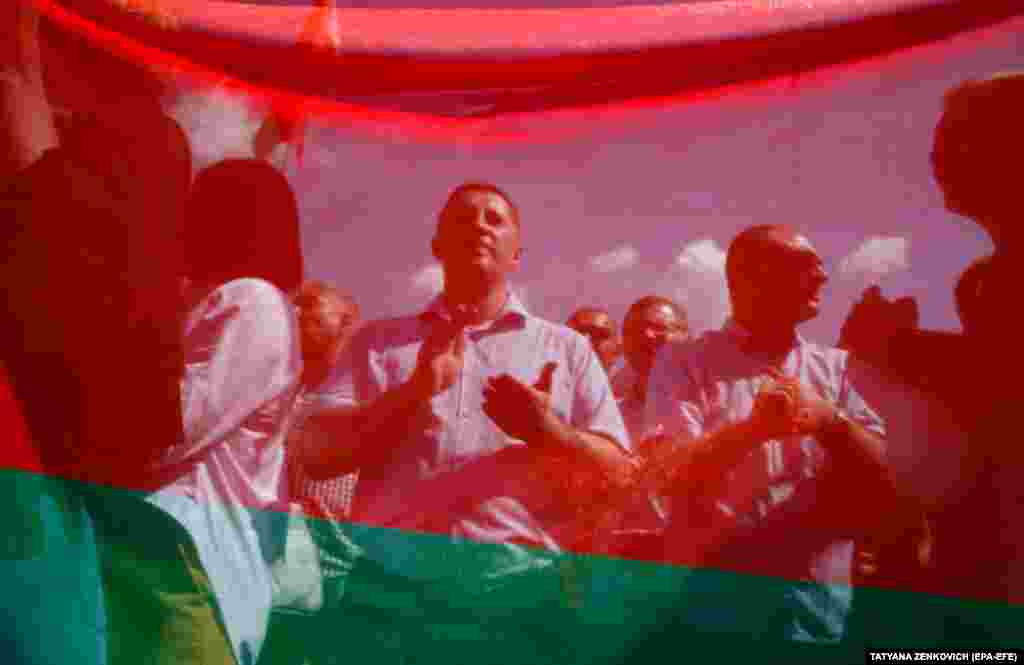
[734,314,798,356]
[441,280,509,326]
[628,363,650,404]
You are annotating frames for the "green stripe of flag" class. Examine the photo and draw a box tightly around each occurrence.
[4,467,1022,665]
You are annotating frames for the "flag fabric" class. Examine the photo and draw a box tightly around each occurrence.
[4,1,1024,664]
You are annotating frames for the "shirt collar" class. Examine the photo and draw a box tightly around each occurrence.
[418,291,529,331]
[723,317,806,350]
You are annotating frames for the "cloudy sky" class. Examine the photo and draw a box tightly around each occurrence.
[166,14,1022,345]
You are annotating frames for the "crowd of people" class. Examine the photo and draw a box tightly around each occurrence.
[2,3,1023,664]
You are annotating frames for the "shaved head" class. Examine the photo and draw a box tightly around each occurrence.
[726,224,828,332]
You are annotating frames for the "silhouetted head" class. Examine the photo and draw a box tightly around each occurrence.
[185,159,303,294]
[931,72,1024,249]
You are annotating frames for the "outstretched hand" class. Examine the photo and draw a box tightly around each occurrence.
[838,285,918,365]
[409,321,465,399]
[483,362,563,446]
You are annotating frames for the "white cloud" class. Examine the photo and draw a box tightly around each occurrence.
[675,238,726,274]
[166,85,264,170]
[587,244,639,274]
[410,263,444,297]
[838,236,910,282]
[655,238,730,334]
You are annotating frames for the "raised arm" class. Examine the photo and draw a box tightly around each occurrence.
[481,358,635,487]
[638,375,804,493]
[838,286,972,404]
[299,320,466,480]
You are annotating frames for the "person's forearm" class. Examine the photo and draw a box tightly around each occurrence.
[821,414,932,567]
[819,414,924,529]
[674,419,765,488]
[818,412,886,475]
[543,422,636,488]
[302,377,430,480]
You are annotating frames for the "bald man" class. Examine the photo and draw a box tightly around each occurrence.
[643,225,923,659]
[613,296,689,442]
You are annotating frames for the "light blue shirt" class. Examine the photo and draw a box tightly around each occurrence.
[319,294,630,584]
[646,319,886,644]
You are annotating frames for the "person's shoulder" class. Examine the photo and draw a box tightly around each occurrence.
[532,316,588,344]
[193,279,294,343]
[529,316,594,360]
[215,277,290,312]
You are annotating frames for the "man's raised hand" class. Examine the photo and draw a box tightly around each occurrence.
[838,285,919,365]
[483,362,563,445]
[409,321,465,399]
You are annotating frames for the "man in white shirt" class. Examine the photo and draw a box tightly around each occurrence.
[611,295,689,442]
[601,296,689,557]
[303,182,632,664]
[643,225,925,657]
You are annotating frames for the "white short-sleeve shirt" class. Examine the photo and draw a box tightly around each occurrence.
[324,294,630,581]
[148,278,302,665]
[645,319,885,643]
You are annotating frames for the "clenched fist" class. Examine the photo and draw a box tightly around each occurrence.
[749,368,838,439]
